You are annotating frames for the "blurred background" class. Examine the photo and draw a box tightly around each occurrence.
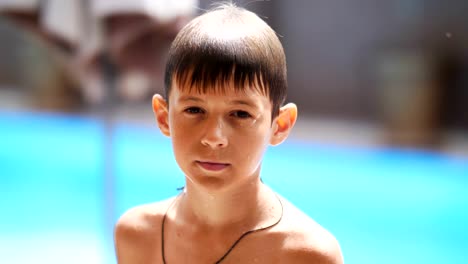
[0,0,467,264]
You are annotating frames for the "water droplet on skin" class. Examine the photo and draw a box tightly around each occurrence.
[446,32,452,38]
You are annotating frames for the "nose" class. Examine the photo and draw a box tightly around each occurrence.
[201,117,228,149]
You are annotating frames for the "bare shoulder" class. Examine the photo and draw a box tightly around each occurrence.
[116,196,175,226]
[114,198,170,235]
[277,197,344,264]
[114,197,176,264]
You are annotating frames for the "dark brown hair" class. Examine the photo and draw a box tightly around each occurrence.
[164,3,287,118]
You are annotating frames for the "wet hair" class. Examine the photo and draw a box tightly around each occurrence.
[164,2,287,119]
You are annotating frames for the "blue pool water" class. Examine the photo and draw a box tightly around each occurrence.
[1,111,467,264]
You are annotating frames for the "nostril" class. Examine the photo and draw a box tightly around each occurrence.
[201,131,228,148]
[201,136,228,148]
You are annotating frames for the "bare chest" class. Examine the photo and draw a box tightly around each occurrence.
[162,231,285,264]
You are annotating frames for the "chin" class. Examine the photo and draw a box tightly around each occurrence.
[186,174,231,192]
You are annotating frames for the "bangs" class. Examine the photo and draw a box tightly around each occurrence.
[165,38,269,97]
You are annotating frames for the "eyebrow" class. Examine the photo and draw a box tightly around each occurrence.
[178,96,257,108]
[178,96,204,103]
[228,99,257,108]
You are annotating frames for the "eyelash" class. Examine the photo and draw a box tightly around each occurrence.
[231,110,252,119]
[183,107,252,119]
[184,107,204,114]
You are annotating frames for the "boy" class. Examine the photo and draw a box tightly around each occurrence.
[114,3,343,264]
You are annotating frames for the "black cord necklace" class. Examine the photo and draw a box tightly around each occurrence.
[161,192,284,264]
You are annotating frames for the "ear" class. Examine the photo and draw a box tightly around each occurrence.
[152,94,170,137]
[270,103,298,146]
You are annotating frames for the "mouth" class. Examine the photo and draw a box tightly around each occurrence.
[196,161,230,171]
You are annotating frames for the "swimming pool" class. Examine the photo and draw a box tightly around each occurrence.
[1,111,467,264]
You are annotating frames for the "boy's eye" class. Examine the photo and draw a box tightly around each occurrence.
[231,110,252,119]
[184,107,204,114]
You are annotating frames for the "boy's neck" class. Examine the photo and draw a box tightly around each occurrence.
[178,177,279,232]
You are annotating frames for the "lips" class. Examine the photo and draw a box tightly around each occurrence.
[196,161,230,171]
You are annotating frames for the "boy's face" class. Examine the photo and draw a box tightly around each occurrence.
[153,82,296,191]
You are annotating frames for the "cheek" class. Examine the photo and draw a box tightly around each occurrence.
[171,135,195,174]
[169,116,196,156]
[234,127,270,162]
[170,112,196,137]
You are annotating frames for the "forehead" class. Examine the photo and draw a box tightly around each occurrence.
[170,76,269,99]
[170,81,272,108]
